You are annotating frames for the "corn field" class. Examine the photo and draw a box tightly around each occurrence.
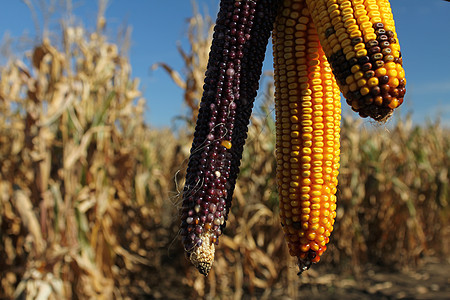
[0,4,449,300]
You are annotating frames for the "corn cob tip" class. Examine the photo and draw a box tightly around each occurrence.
[189,231,215,276]
[296,250,316,276]
[370,106,394,123]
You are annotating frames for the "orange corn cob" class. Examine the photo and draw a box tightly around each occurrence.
[273,0,341,274]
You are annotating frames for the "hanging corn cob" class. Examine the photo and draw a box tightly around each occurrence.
[180,0,279,276]
[181,0,406,276]
[306,0,406,121]
[273,0,341,274]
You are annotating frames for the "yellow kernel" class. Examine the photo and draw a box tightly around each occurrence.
[356,49,367,57]
[360,87,370,96]
[343,45,353,55]
[385,62,396,70]
[357,78,367,87]
[354,71,364,80]
[302,207,311,214]
[345,51,356,60]
[353,43,365,51]
[365,33,377,41]
[375,67,387,77]
[307,232,316,241]
[301,198,311,207]
[387,69,398,78]
[349,30,362,38]
[300,244,310,252]
[389,77,399,88]
[367,77,379,87]
[344,18,356,28]
[311,210,320,217]
[349,65,361,73]
[342,7,353,15]
[310,242,320,251]
[311,217,320,224]
[346,24,359,33]
[357,15,370,24]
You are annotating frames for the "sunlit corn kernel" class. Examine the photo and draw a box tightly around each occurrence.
[311,210,321,218]
[300,198,311,207]
[310,242,320,251]
[311,203,321,210]
[300,244,310,252]
[307,232,316,240]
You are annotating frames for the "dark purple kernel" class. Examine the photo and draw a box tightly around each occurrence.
[361,63,372,72]
[207,213,214,223]
[358,56,370,64]
[348,57,359,66]
[380,76,389,85]
[371,53,383,61]
[380,41,390,48]
[325,27,336,38]
[374,22,384,29]
[371,86,381,96]
[381,84,390,94]
[195,225,203,235]
[382,48,392,55]
[364,71,375,79]
[369,46,381,54]
[366,40,378,48]
[377,35,388,42]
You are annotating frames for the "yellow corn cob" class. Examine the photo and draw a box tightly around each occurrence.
[306,0,406,121]
[273,0,341,273]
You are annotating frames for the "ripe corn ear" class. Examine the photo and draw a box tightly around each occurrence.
[273,0,341,273]
[306,0,406,121]
[180,0,279,276]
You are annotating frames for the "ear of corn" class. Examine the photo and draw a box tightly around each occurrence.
[273,0,341,273]
[180,0,278,276]
[182,0,406,276]
[305,0,406,121]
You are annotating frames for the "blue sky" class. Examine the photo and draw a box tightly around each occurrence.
[1,0,449,127]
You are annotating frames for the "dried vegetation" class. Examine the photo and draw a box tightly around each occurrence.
[0,2,449,299]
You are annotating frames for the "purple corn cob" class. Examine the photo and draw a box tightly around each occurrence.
[180,0,279,276]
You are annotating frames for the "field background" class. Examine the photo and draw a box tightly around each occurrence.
[0,1,449,299]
